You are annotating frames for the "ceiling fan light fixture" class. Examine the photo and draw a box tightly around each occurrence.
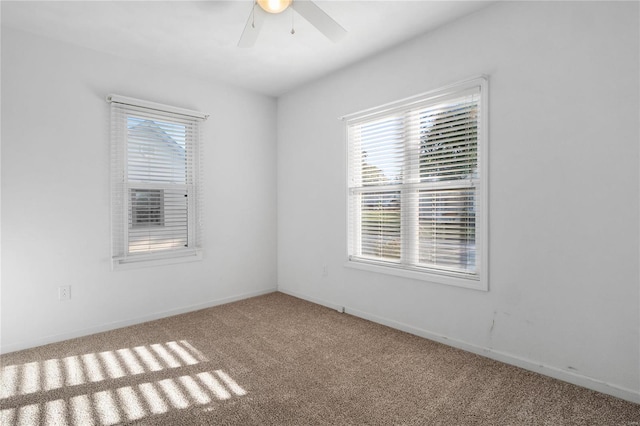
[257,0,292,14]
[239,0,347,47]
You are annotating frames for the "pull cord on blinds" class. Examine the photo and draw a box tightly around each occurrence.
[108,94,207,267]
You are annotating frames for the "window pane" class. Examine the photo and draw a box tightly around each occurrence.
[127,116,187,184]
[419,188,476,273]
[359,117,404,186]
[128,188,189,253]
[419,98,478,182]
[361,191,401,260]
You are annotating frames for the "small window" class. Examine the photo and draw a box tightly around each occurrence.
[345,77,488,290]
[108,94,208,268]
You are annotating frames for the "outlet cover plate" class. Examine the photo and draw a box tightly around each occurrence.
[59,285,71,301]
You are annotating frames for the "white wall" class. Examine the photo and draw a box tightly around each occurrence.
[277,1,639,402]
[1,28,278,353]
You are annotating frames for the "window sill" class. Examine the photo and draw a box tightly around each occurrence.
[344,258,487,291]
[112,250,202,271]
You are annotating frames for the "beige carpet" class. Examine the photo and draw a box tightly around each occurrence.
[1,292,638,425]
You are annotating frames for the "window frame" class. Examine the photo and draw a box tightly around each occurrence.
[344,76,489,291]
[108,94,207,270]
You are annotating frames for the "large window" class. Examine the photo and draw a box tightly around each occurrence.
[108,95,207,269]
[346,77,488,290]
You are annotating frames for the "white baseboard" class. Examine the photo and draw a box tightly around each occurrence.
[1,287,277,355]
[278,288,640,405]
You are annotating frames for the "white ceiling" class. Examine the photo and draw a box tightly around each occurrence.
[1,0,494,97]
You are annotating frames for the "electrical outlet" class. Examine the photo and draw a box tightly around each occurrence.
[59,285,71,301]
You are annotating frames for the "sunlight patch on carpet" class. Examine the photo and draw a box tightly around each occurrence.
[0,341,247,426]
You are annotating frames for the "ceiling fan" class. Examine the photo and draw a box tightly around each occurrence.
[238,0,347,47]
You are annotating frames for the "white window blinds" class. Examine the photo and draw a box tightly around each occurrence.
[109,95,207,268]
[346,77,488,289]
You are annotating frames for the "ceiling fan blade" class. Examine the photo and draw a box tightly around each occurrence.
[238,5,266,48]
[292,1,346,42]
